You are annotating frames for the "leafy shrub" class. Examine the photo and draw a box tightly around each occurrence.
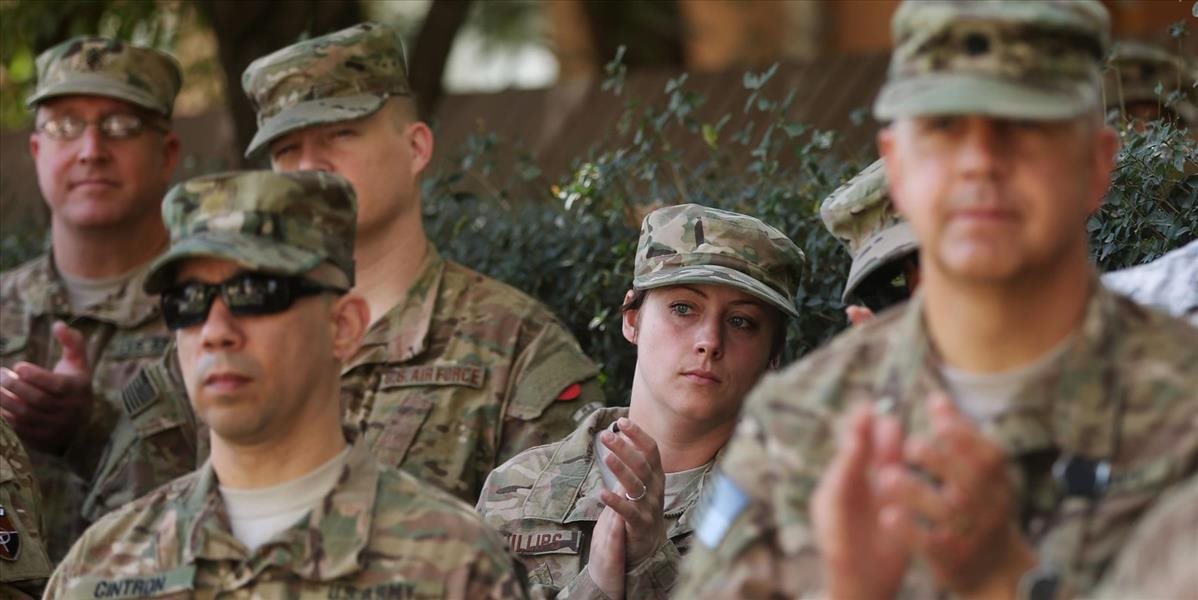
[424,59,1197,401]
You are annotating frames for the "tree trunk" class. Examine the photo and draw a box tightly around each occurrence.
[410,0,474,120]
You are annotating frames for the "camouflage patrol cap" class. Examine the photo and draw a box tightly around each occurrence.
[1104,41,1198,126]
[820,160,918,302]
[242,21,410,158]
[874,1,1110,121]
[634,204,805,318]
[26,36,181,116]
[145,170,357,293]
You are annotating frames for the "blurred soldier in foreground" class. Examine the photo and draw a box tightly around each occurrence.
[0,420,53,598]
[820,159,920,326]
[44,170,527,598]
[1102,240,1198,326]
[477,205,804,598]
[100,21,605,508]
[0,36,181,559]
[677,2,1198,598]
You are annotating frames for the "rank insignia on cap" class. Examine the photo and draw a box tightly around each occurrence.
[0,505,21,561]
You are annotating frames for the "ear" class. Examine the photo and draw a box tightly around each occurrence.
[329,293,370,362]
[160,131,181,183]
[29,132,40,160]
[406,121,434,178]
[621,289,639,345]
[1086,125,1119,215]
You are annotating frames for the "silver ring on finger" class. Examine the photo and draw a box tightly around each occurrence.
[624,482,647,502]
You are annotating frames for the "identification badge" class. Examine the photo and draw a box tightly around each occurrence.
[107,336,171,361]
[506,529,583,555]
[380,363,487,389]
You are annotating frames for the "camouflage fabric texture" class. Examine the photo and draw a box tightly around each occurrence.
[44,442,529,599]
[1103,40,1198,125]
[874,0,1110,120]
[477,407,710,599]
[1096,474,1198,599]
[105,244,604,508]
[0,420,53,599]
[634,204,805,318]
[0,255,171,561]
[675,285,1198,597]
[819,159,918,301]
[145,169,358,293]
[241,21,411,157]
[25,36,181,115]
[1102,239,1198,327]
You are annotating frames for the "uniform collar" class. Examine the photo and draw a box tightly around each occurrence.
[180,441,379,583]
[873,276,1122,458]
[345,244,443,371]
[16,253,161,327]
[521,406,714,538]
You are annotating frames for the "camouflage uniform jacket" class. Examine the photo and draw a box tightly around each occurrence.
[0,420,54,599]
[477,407,711,599]
[0,253,170,560]
[676,282,1198,598]
[44,441,530,599]
[341,245,604,502]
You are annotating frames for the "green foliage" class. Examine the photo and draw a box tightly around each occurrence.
[1090,120,1197,270]
[424,63,1197,401]
[424,62,868,400]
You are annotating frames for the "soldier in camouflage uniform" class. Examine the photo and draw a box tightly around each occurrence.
[0,36,181,560]
[0,420,54,599]
[677,2,1198,598]
[45,170,528,599]
[820,159,920,326]
[96,21,605,510]
[477,204,804,599]
[1102,40,1197,129]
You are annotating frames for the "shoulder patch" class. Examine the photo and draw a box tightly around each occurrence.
[121,368,159,418]
[0,504,21,561]
[694,472,751,549]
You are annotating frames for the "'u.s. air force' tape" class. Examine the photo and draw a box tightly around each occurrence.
[695,472,750,548]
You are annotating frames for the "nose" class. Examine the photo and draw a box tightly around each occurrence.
[199,297,245,351]
[693,316,724,360]
[75,124,111,165]
[957,117,1007,180]
[294,142,334,173]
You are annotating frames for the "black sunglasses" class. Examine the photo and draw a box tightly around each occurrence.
[160,272,347,330]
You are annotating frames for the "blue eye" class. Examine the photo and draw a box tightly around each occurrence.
[729,315,757,330]
[670,302,692,316]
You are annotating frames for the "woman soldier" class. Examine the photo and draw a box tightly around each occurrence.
[476,204,805,599]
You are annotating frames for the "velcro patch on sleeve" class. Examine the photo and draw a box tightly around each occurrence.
[694,473,751,549]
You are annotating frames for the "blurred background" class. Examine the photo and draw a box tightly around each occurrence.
[1,0,1192,234]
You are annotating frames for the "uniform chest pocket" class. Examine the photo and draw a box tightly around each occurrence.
[369,392,437,468]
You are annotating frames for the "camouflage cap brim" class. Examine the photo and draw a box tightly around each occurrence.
[144,230,326,294]
[25,74,170,114]
[244,94,387,158]
[634,265,799,318]
[843,222,919,302]
[874,72,1100,121]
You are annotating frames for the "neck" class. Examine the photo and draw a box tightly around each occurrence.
[354,205,429,325]
[627,380,734,473]
[51,217,168,279]
[922,247,1093,373]
[209,391,347,489]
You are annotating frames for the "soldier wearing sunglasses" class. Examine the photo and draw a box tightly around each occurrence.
[44,170,528,599]
[0,36,181,561]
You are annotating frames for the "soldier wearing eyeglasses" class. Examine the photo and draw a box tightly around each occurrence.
[0,36,182,561]
[43,169,528,599]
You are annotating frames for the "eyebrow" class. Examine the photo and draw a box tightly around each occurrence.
[675,286,767,309]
